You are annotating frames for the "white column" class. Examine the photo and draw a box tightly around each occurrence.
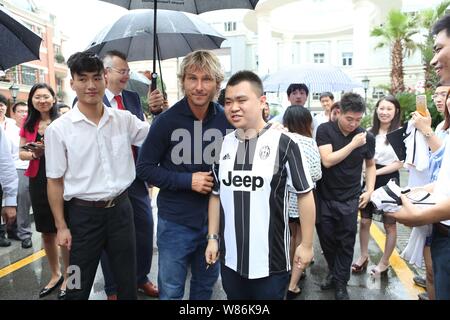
[330,39,339,66]
[352,0,376,72]
[280,33,294,68]
[300,40,308,64]
[257,13,273,75]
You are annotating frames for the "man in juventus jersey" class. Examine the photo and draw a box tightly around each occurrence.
[205,71,316,300]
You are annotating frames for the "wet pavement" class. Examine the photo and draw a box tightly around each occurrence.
[0,170,426,300]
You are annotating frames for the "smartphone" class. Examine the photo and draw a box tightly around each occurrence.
[20,144,33,151]
[416,95,427,116]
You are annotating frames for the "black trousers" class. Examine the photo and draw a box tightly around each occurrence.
[65,197,137,300]
[317,197,359,285]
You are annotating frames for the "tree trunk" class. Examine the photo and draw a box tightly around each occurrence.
[391,40,405,94]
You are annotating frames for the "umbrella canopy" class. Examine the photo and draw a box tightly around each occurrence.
[0,5,42,70]
[126,71,150,98]
[99,0,259,91]
[100,0,259,13]
[263,64,361,93]
[86,9,225,62]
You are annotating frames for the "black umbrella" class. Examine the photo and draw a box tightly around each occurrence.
[100,0,259,90]
[87,9,225,62]
[0,5,42,70]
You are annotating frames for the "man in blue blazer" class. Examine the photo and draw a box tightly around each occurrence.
[101,50,158,299]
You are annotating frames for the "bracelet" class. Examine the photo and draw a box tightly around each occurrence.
[423,131,435,138]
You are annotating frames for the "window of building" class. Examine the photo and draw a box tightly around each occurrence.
[372,88,385,100]
[20,66,38,86]
[224,22,237,32]
[54,45,61,54]
[312,93,321,100]
[342,52,353,66]
[313,53,325,64]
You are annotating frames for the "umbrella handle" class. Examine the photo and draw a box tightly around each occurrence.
[151,72,158,92]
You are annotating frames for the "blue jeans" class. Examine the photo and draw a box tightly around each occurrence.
[221,264,289,300]
[431,229,450,300]
[157,217,219,300]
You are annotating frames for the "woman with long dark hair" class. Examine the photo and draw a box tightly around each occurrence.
[283,105,322,299]
[352,95,403,276]
[19,83,68,299]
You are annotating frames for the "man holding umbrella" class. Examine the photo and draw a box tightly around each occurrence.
[100,50,158,299]
[137,50,232,300]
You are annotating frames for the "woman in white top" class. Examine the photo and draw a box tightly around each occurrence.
[352,96,403,276]
[283,105,322,299]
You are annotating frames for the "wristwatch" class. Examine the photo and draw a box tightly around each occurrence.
[206,234,219,241]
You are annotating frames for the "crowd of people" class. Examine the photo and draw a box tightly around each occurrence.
[1,13,450,301]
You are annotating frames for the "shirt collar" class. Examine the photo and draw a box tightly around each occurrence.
[105,88,121,104]
[70,103,112,126]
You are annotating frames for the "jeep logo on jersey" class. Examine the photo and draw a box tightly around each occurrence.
[222,171,264,191]
[259,146,270,160]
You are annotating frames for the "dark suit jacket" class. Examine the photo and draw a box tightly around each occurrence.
[103,89,145,121]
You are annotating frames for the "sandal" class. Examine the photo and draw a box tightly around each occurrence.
[351,258,368,273]
[286,287,302,300]
[370,263,390,276]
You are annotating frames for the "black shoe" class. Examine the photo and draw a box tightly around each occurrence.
[57,290,66,300]
[7,232,20,241]
[320,273,335,290]
[21,238,32,249]
[286,288,301,300]
[335,284,349,300]
[0,238,11,247]
[39,276,64,298]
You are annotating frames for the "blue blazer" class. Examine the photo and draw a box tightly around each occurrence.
[103,89,145,121]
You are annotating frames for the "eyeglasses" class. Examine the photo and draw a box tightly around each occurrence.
[109,67,131,76]
[432,92,447,99]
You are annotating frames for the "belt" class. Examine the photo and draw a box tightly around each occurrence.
[434,223,450,237]
[71,191,128,209]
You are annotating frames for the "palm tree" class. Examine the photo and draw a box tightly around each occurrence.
[371,10,419,94]
[419,1,450,88]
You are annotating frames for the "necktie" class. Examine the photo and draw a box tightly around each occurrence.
[114,94,137,161]
[114,95,125,110]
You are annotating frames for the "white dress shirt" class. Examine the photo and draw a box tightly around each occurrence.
[4,123,29,170]
[44,104,150,201]
[105,88,121,109]
[0,127,18,206]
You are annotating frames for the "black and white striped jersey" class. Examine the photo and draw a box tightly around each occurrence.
[212,125,313,279]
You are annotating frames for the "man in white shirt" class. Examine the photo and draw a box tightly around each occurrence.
[205,71,315,300]
[4,101,32,248]
[45,51,150,300]
[0,127,18,247]
[387,15,450,300]
[270,83,309,124]
[313,92,334,137]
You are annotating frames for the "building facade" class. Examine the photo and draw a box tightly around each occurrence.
[198,0,439,110]
[0,0,68,105]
